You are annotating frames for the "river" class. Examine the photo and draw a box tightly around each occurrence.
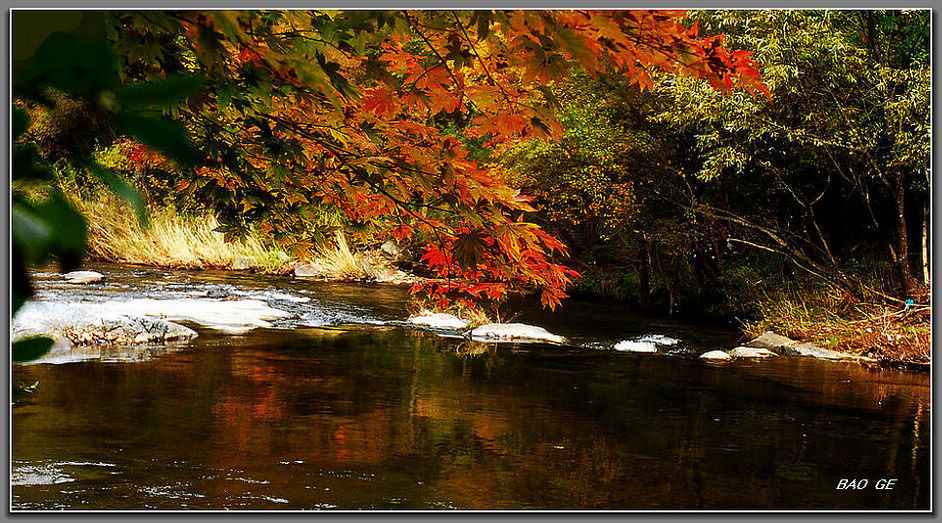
[11,262,930,510]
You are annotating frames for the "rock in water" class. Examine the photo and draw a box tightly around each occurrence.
[407,312,469,330]
[293,262,324,278]
[205,288,231,299]
[728,346,778,358]
[232,256,255,271]
[111,298,293,333]
[781,342,872,361]
[62,271,104,284]
[700,350,732,360]
[358,258,379,279]
[13,302,197,346]
[747,331,797,349]
[14,297,293,342]
[380,240,401,259]
[470,323,565,344]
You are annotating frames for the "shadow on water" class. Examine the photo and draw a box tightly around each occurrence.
[12,262,931,510]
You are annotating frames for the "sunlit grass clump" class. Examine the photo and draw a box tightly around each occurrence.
[68,189,383,281]
[75,193,292,273]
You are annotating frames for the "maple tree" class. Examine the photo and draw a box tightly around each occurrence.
[21,10,767,311]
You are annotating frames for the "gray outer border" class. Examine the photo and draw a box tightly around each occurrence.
[1,1,938,521]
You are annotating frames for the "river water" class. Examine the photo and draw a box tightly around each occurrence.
[11,262,930,510]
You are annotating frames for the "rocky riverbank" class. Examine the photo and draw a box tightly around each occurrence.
[15,265,926,370]
[697,331,876,363]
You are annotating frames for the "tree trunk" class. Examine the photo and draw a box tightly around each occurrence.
[639,234,652,307]
[922,201,929,285]
[894,174,916,297]
[638,262,650,307]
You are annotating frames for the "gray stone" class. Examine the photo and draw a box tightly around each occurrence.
[65,317,198,345]
[232,255,255,271]
[205,288,231,299]
[729,346,778,358]
[700,350,732,360]
[407,312,469,330]
[397,247,415,263]
[113,297,293,333]
[747,331,797,349]
[13,302,197,347]
[14,297,293,344]
[293,262,324,278]
[470,323,565,344]
[358,258,378,279]
[62,270,104,284]
[781,342,871,361]
[380,240,401,259]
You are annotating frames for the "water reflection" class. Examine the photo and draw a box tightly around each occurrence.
[12,325,929,510]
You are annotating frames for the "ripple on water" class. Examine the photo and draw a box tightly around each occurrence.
[11,465,75,486]
[12,460,123,486]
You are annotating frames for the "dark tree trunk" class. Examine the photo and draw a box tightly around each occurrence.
[894,172,917,297]
[639,234,652,307]
[922,201,929,285]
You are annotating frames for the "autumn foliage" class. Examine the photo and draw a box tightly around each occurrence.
[114,10,765,309]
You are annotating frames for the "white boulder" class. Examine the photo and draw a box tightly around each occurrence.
[700,350,732,360]
[781,342,873,361]
[110,298,294,333]
[748,331,797,349]
[62,270,104,284]
[728,346,778,358]
[407,312,469,330]
[13,301,198,347]
[470,323,565,344]
[293,262,325,278]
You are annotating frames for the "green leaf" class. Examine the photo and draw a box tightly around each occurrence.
[12,337,54,363]
[12,11,83,61]
[113,113,199,166]
[86,159,148,225]
[11,250,32,318]
[12,145,51,181]
[13,107,28,138]
[16,30,116,98]
[33,192,87,271]
[118,74,206,110]
[12,202,53,264]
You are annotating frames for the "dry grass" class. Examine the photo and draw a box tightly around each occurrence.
[314,231,372,279]
[72,192,384,280]
[746,287,931,364]
[73,192,286,273]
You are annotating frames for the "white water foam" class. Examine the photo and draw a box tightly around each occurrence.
[613,334,681,353]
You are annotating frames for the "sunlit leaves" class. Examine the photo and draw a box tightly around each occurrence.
[92,10,765,309]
